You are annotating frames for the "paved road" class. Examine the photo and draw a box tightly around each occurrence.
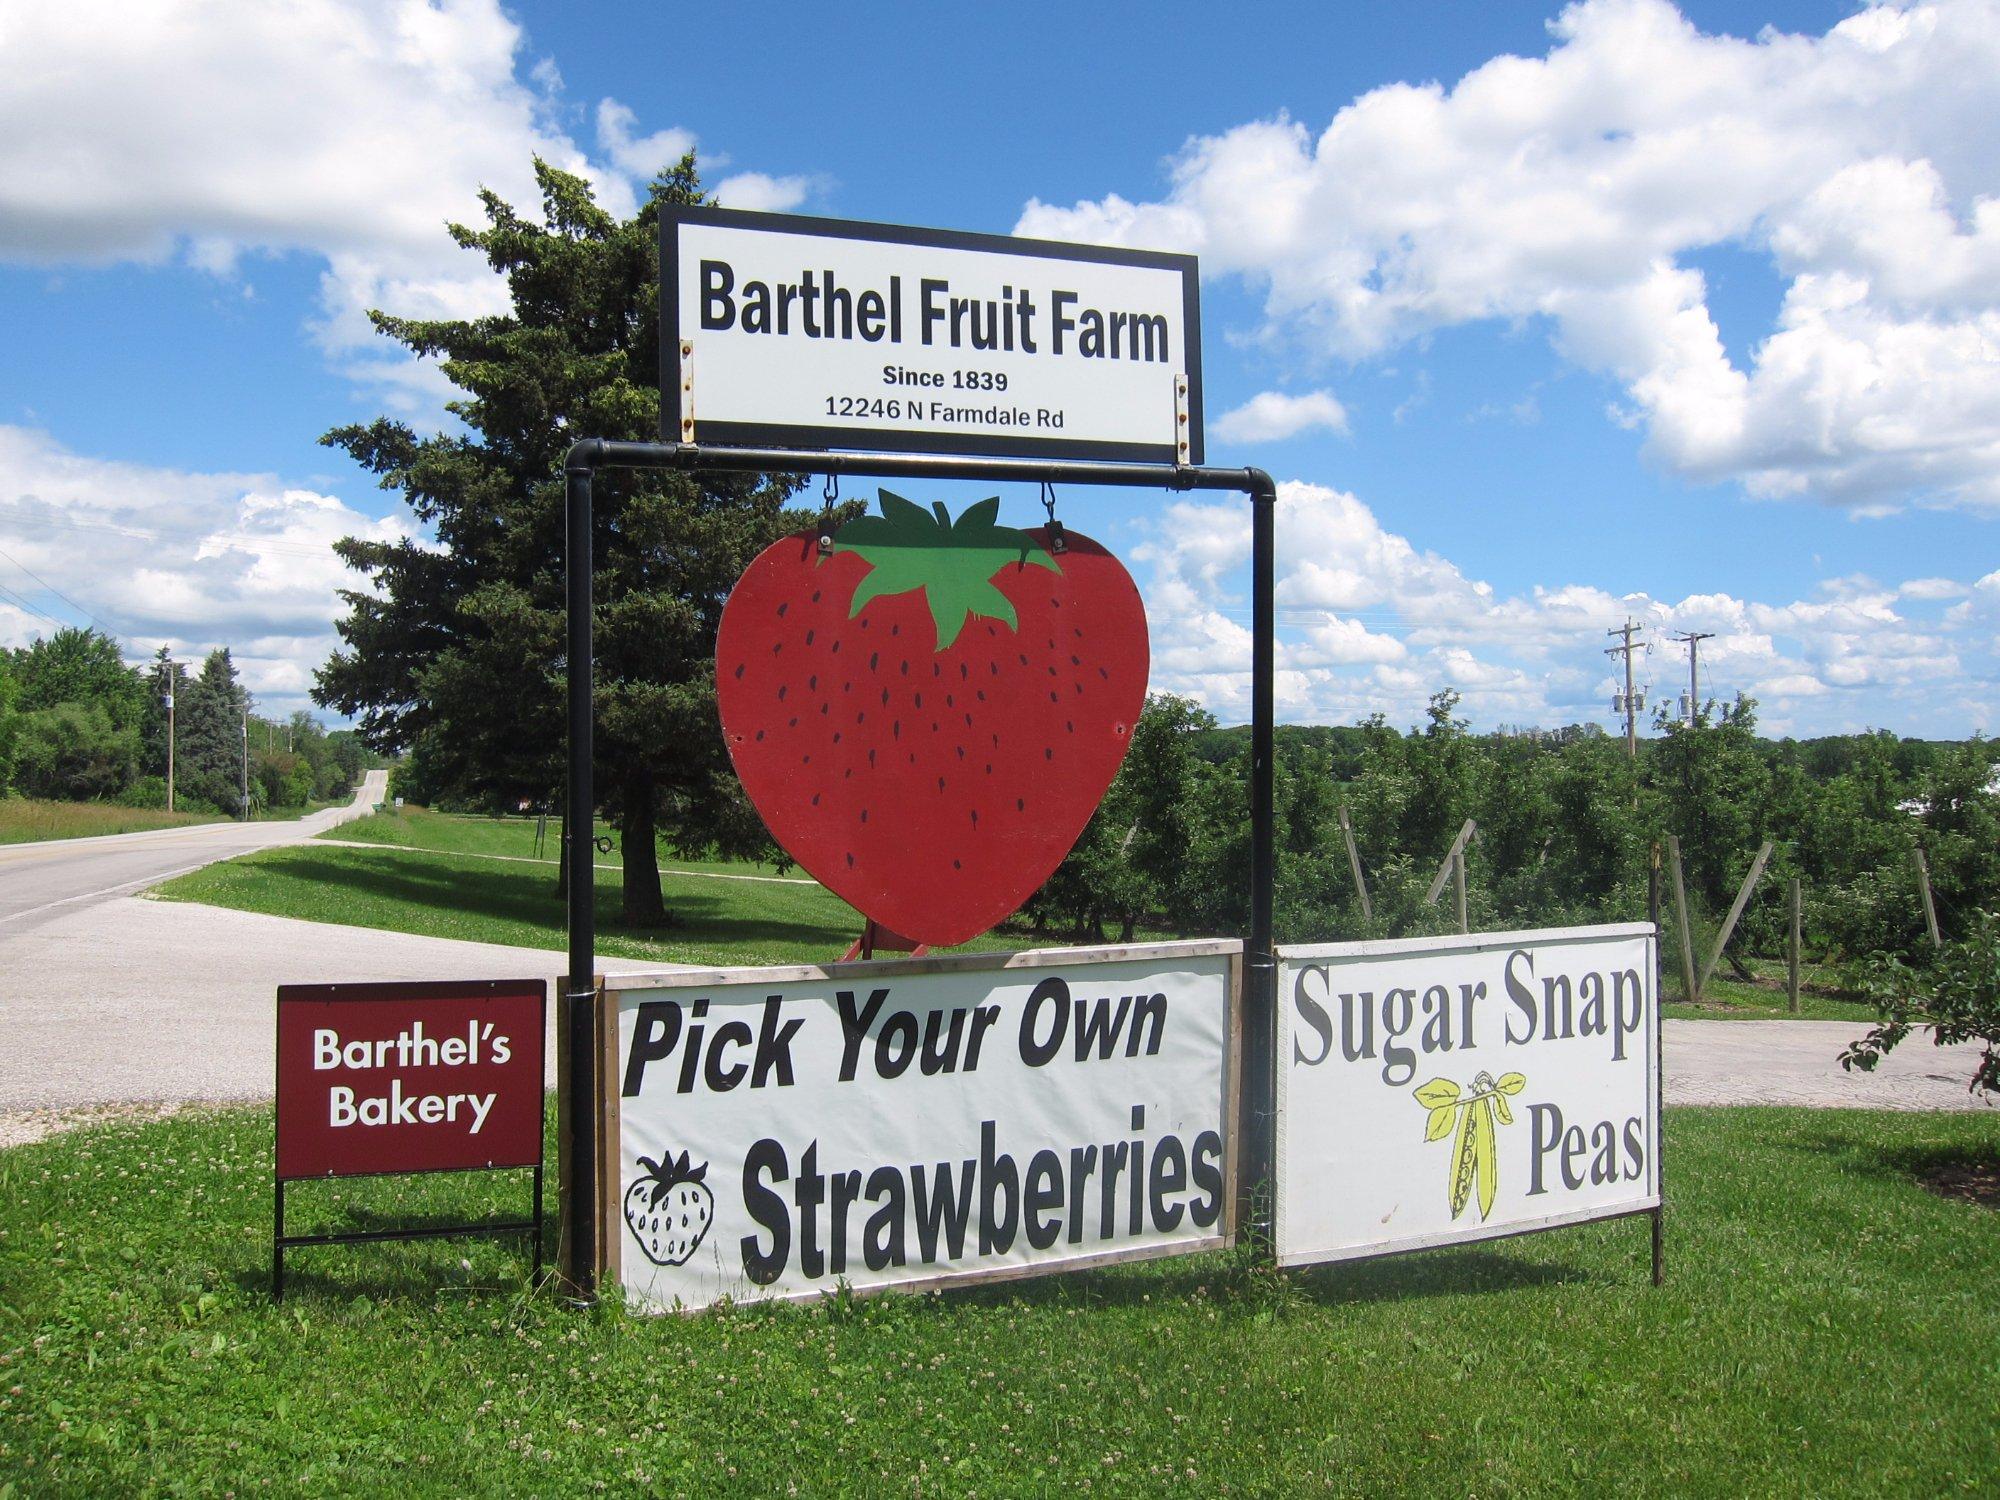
[0,769,390,931]
[1664,1019,1988,1111]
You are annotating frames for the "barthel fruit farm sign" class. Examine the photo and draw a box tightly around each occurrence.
[662,206,1202,463]
[1273,925,1660,1267]
[597,942,1240,1312]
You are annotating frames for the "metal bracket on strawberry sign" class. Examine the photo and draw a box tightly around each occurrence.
[557,437,1279,1302]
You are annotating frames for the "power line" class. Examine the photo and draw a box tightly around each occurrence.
[0,541,109,632]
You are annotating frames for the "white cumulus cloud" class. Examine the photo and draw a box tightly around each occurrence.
[1213,390,1350,443]
[1019,0,2000,513]
[0,425,417,713]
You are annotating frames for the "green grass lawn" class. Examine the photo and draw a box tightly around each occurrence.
[1662,955,1880,1023]
[1,1106,1994,1493]
[154,834,1018,968]
[321,805,796,880]
[0,798,226,844]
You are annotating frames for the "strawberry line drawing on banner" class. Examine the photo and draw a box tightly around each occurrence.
[623,1151,715,1267]
[717,489,1148,947]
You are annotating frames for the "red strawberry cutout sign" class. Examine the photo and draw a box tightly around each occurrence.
[717,491,1148,947]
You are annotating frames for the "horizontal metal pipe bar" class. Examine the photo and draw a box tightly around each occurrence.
[565,438,1269,496]
[279,1220,539,1250]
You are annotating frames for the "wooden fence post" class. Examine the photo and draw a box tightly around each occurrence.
[1912,845,1942,949]
[1787,876,1802,1014]
[1425,819,1477,906]
[1666,835,1699,1005]
[1453,846,1468,934]
[1699,840,1773,997]
[1337,804,1372,922]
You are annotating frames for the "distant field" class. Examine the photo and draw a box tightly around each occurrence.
[160,813,1019,968]
[0,798,224,844]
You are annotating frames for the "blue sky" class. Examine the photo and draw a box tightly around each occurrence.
[1,0,1996,737]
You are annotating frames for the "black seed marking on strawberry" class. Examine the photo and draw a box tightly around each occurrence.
[1017,653,1028,666]
[1074,683,1084,695]
[811,590,821,603]
[893,721,900,740]
[1071,655,1081,666]
[789,716,799,727]
[870,651,879,670]
[805,629,815,645]
[809,675,817,690]
[1048,691,1058,703]
[992,733,1000,746]
[860,808,869,823]
[755,729,765,741]
[908,751,916,763]
[812,793,820,805]
[945,694,954,707]
[831,640,842,654]
[832,732,841,744]
[1066,721,1074,732]
[931,721,939,733]
[1045,747,1053,760]
[937,776,945,792]
[986,763,993,773]
[734,663,744,679]
[953,859,961,869]
[899,660,909,675]
[869,748,876,767]
[777,602,788,617]
[881,688,890,705]
[820,702,829,715]
[1048,638,1056,650]
[1099,666,1109,680]
[976,689,986,701]
[932,663,941,678]
[964,713,973,727]
[970,809,978,826]
[956,746,965,760]
[857,711,866,723]
[803,754,811,764]
[1016,797,1025,811]
[778,685,788,700]
[773,642,783,653]
[990,662,999,675]
[891,622,900,636]
[844,768,852,778]
[1047,665,1057,677]
[914,692,922,708]
[959,663,968,679]
[847,852,855,866]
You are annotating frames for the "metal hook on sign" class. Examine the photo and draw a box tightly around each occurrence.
[1040,480,1066,554]
[818,473,839,554]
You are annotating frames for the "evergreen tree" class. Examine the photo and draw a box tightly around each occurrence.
[179,648,248,814]
[316,156,814,923]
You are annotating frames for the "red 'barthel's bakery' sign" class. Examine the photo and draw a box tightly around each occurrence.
[276,979,546,1179]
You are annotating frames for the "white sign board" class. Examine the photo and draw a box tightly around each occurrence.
[606,942,1237,1311]
[1274,924,1659,1267]
[663,207,1203,464]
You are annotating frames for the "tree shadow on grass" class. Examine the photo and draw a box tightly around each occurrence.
[266,847,857,957]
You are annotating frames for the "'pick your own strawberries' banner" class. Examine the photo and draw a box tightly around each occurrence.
[603,943,1238,1311]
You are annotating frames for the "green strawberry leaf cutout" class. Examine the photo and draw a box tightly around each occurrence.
[831,490,1061,651]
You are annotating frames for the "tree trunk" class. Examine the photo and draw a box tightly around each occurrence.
[619,765,667,926]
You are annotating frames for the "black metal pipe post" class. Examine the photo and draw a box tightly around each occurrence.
[563,461,598,1298]
[1245,474,1278,1240]
[557,439,1279,1293]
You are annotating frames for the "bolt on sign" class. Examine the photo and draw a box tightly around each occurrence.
[1273,925,1660,1267]
[662,206,1203,464]
[273,979,547,1298]
[593,942,1239,1311]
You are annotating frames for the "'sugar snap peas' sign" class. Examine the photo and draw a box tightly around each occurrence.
[603,942,1238,1311]
[1274,925,1659,1267]
[662,206,1203,464]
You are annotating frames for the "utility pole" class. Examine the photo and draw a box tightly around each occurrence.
[161,654,176,813]
[1605,619,1645,758]
[1670,630,1715,726]
[240,709,250,822]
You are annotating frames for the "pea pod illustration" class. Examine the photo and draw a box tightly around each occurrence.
[1414,1071,1526,1221]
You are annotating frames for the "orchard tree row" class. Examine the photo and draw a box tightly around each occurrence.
[0,626,370,816]
[1030,689,1999,971]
